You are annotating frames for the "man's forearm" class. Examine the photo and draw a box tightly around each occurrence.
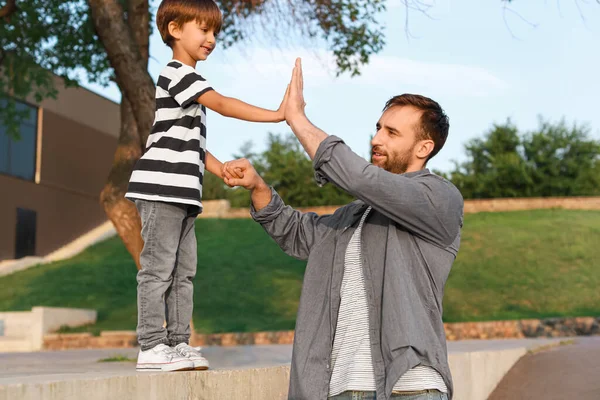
[250,180,273,211]
[288,115,328,160]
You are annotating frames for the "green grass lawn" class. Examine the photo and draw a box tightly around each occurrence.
[0,209,599,334]
[443,209,600,322]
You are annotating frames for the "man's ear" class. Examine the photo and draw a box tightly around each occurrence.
[415,139,435,161]
[168,21,182,41]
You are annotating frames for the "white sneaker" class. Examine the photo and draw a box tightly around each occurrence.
[136,343,195,372]
[174,343,210,370]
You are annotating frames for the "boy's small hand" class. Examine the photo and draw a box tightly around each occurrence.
[276,84,291,122]
[221,163,244,180]
[222,158,264,190]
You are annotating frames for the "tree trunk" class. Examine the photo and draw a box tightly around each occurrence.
[95,0,152,268]
[0,0,17,20]
[87,0,155,137]
[100,96,144,269]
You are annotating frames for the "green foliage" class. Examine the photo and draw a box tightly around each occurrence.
[1,0,387,138]
[0,0,110,138]
[202,172,230,202]
[445,118,600,199]
[202,132,355,207]
[258,133,355,207]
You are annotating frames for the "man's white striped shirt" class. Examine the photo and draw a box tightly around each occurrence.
[329,207,448,397]
[126,60,213,208]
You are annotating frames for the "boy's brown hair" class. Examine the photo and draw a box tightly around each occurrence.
[157,0,223,48]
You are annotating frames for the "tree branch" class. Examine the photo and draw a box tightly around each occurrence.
[502,2,538,40]
[127,0,150,64]
[87,0,155,141]
[399,0,437,39]
[0,0,17,20]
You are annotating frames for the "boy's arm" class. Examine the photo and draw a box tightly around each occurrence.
[205,151,224,178]
[197,88,286,123]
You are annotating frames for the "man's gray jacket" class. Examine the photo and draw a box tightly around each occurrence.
[250,136,464,400]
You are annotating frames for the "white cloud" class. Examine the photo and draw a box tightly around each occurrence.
[207,47,508,97]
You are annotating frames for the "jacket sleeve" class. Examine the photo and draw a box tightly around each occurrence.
[312,136,463,247]
[251,187,342,260]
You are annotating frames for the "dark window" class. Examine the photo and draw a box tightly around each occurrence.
[15,208,37,259]
[0,99,38,181]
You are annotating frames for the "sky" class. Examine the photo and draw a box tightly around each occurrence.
[83,0,600,172]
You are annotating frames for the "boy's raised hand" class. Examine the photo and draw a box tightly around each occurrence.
[276,84,291,122]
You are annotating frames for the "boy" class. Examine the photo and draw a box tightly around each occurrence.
[125,0,288,372]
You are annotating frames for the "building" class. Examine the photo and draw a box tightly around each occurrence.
[0,79,119,261]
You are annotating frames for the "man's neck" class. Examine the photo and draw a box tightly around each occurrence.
[404,162,427,174]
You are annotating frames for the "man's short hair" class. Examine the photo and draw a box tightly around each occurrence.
[383,94,449,161]
[157,0,222,48]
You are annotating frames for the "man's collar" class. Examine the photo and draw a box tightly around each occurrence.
[402,168,430,178]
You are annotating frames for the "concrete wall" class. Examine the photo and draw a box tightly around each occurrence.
[0,366,291,400]
[36,76,120,140]
[0,311,32,339]
[0,307,96,352]
[449,348,526,400]
[0,345,532,400]
[462,196,600,213]
[38,110,117,198]
[199,196,600,220]
[0,84,118,261]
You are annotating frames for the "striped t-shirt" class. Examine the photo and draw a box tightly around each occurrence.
[125,60,213,208]
[328,207,448,397]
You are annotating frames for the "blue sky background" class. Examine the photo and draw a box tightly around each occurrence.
[83,0,600,172]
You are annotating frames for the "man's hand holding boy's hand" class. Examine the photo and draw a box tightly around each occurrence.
[222,159,266,191]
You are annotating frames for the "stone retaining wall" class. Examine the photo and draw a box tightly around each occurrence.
[444,317,600,340]
[199,196,600,219]
[43,317,600,350]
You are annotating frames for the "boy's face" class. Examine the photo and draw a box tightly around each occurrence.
[173,20,217,62]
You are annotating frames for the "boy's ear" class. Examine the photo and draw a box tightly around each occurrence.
[168,21,182,41]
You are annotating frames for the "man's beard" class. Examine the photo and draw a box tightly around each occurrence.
[371,144,415,174]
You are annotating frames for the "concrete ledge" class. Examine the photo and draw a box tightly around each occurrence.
[0,340,564,400]
[0,366,291,400]
[449,347,526,400]
[0,307,96,352]
[0,257,45,277]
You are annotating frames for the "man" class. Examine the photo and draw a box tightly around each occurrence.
[223,59,463,400]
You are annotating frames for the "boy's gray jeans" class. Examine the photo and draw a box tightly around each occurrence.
[135,199,199,351]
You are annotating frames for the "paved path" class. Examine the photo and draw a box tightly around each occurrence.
[0,338,564,386]
[0,344,293,384]
[488,336,600,400]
